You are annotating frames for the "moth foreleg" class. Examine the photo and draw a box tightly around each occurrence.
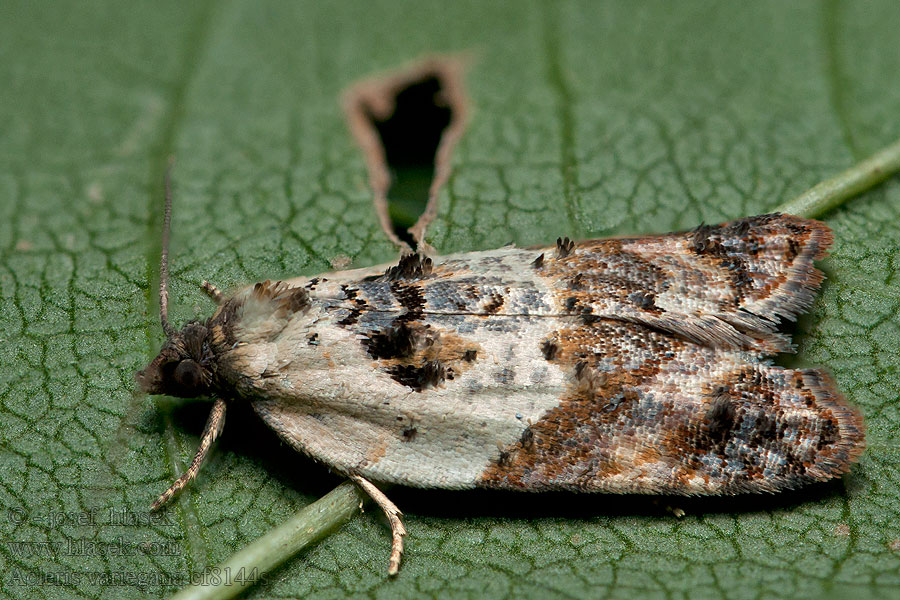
[349,474,406,576]
[201,281,225,304]
[151,397,227,511]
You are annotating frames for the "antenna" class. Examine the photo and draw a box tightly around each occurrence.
[159,157,176,337]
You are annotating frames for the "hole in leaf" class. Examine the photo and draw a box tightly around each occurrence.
[344,58,467,250]
[372,77,451,246]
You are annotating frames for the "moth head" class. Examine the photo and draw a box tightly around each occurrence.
[135,160,213,399]
[136,322,214,398]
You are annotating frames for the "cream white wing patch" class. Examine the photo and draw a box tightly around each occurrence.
[247,312,569,488]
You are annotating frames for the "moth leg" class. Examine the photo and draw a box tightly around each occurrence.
[151,397,227,511]
[652,499,686,518]
[200,281,225,304]
[349,474,406,576]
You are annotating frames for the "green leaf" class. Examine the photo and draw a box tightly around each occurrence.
[1,1,899,599]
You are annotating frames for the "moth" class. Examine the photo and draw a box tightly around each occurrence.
[137,173,865,575]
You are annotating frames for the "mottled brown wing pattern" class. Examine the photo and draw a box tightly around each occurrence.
[537,213,833,354]
[476,215,863,494]
[478,318,864,495]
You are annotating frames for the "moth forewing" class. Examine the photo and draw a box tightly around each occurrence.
[138,206,864,576]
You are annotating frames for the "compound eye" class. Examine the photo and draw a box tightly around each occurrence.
[173,360,202,393]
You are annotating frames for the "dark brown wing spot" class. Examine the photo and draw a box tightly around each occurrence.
[387,359,446,391]
[391,282,426,321]
[337,308,362,326]
[705,388,736,432]
[731,218,751,236]
[520,426,534,450]
[364,322,420,359]
[556,237,575,259]
[691,223,727,256]
[483,293,505,313]
[373,326,481,391]
[787,238,801,260]
[337,284,368,326]
[697,389,737,453]
[628,290,658,311]
[541,340,558,361]
[383,253,433,281]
